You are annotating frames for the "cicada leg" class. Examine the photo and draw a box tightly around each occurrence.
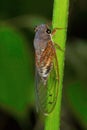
[51,27,65,36]
[54,43,64,52]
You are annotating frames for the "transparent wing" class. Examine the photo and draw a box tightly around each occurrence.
[35,52,59,115]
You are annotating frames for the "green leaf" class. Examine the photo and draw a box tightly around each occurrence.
[0,26,34,116]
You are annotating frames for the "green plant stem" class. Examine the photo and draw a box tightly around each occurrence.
[44,0,69,130]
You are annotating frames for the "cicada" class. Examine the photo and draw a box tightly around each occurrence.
[34,24,61,115]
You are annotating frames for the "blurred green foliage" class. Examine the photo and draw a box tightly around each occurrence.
[0,0,53,19]
[0,26,34,114]
[66,82,87,129]
[64,40,87,130]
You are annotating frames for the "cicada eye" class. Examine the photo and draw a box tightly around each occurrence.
[46,28,51,34]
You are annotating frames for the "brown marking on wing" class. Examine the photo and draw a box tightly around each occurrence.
[35,40,56,82]
[35,41,56,69]
[40,41,55,68]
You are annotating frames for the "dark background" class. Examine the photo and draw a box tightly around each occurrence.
[0,0,87,130]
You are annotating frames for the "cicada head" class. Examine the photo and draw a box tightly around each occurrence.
[34,24,52,51]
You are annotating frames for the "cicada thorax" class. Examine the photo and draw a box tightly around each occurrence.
[35,40,55,84]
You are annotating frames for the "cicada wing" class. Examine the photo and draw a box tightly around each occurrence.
[35,67,48,113]
[35,53,59,115]
[35,67,39,112]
